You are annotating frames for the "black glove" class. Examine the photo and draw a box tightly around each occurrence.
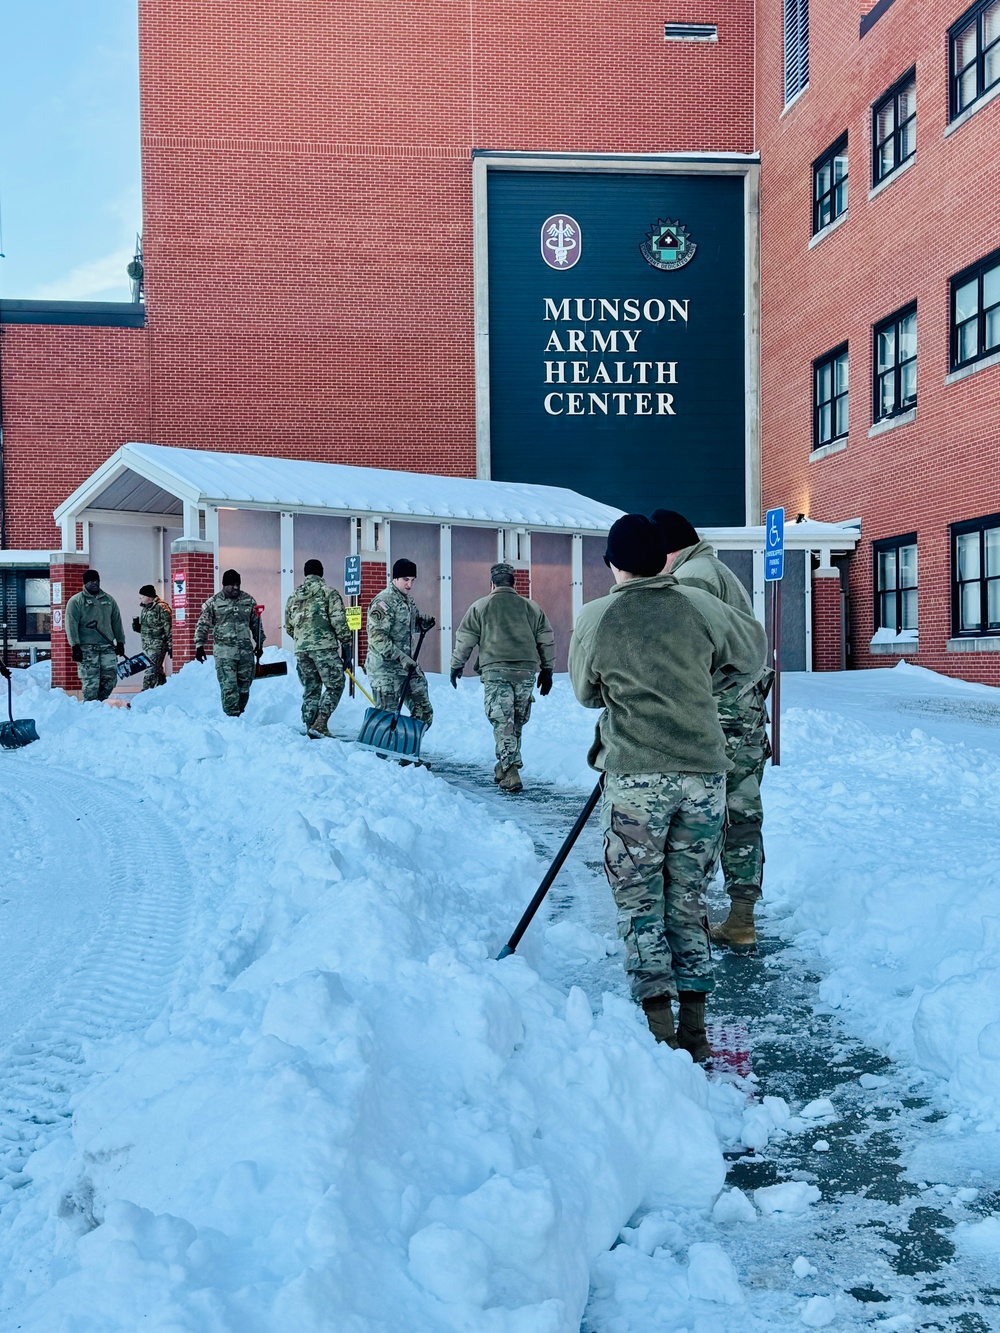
[450,667,462,689]
[115,642,126,657]
[195,645,207,663]
[71,643,84,663]
[132,617,141,633]
[538,668,553,697]
[417,614,436,632]
[254,648,263,661]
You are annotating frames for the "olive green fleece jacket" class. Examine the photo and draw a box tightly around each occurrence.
[450,586,555,675]
[670,541,769,699]
[65,588,125,648]
[568,574,767,775]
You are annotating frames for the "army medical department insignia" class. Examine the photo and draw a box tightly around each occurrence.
[541,214,582,270]
[641,219,697,271]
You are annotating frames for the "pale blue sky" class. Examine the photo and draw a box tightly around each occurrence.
[0,0,141,303]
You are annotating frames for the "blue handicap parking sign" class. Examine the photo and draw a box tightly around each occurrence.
[764,507,785,582]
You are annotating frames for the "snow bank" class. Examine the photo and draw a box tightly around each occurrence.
[0,663,725,1330]
[766,663,1000,1126]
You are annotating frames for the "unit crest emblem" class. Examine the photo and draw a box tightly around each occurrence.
[640,219,697,271]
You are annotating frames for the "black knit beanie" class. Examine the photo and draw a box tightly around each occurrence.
[303,559,323,577]
[221,569,241,586]
[83,569,100,584]
[138,584,156,597]
[650,509,700,553]
[392,558,417,579]
[604,515,667,577]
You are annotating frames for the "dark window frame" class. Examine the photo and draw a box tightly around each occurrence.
[16,571,51,642]
[813,135,849,235]
[813,343,849,450]
[871,68,916,185]
[950,246,1000,370]
[873,302,917,422]
[952,512,1000,637]
[949,0,1000,120]
[873,533,918,635]
[784,0,810,105]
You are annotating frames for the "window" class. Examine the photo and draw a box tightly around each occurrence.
[813,136,848,233]
[872,70,916,184]
[953,515,1000,635]
[950,0,1000,119]
[18,573,51,640]
[950,248,1000,369]
[813,345,849,449]
[784,0,809,104]
[874,305,917,421]
[874,535,917,633]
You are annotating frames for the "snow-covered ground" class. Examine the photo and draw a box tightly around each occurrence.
[1,657,999,1330]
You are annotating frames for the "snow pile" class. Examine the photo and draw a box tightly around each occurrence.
[0,663,726,1330]
[766,663,1000,1126]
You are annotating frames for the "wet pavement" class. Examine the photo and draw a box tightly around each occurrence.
[433,757,1000,1331]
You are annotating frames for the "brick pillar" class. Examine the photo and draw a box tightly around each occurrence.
[513,569,530,597]
[357,559,388,665]
[48,554,90,691]
[812,568,844,671]
[170,540,216,667]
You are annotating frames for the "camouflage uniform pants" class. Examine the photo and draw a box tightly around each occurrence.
[296,650,346,728]
[214,646,256,717]
[602,770,726,1001]
[719,687,770,904]
[481,670,534,771]
[78,644,118,702]
[141,642,169,691]
[368,666,433,729]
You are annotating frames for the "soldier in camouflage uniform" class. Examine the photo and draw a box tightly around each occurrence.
[653,509,773,950]
[449,562,555,792]
[284,559,353,738]
[194,569,264,717]
[65,570,125,702]
[363,558,435,729]
[132,584,173,690]
[569,515,766,1061]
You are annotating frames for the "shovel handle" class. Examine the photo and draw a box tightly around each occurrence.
[344,667,375,705]
[390,625,428,732]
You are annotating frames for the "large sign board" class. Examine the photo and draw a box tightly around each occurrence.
[478,159,756,524]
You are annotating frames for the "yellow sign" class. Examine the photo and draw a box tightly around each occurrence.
[345,606,363,632]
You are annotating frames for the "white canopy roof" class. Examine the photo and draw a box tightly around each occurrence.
[54,443,626,534]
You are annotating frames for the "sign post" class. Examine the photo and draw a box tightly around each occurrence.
[764,507,784,766]
[344,555,362,698]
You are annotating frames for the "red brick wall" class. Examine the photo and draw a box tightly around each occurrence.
[513,569,530,598]
[170,544,216,667]
[757,0,1000,682]
[0,324,150,551]
[812,571,844,672]
[358,560,390,667]
[49,558,88,691]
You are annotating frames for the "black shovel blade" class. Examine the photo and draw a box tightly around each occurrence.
[0,719,40,749]
[255,661,288,679]
[357,706,425,758]
[116,653,151,680]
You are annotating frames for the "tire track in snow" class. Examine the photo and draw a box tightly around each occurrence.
[0,762,192,1191]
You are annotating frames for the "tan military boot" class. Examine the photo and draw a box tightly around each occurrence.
[307,719,332,739]
[498,765,523,793]
[676,992,712,1064]
[710,899,757,951]
[641,995,678,1048]
[494,762,504,783]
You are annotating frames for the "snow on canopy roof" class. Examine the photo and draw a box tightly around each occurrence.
[69,443,626,532]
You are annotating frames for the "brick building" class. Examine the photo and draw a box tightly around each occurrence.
[758,0,1000,681]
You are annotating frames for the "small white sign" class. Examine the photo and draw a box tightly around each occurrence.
[52,581,63,605]
[175,607,186,622]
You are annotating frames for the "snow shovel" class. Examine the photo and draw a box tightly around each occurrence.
[86,622,150,681]
[344,666,375,704]
[0,672,40,749]
[254,660,288,679]
[496,778,603,959]
[356,627,428,760]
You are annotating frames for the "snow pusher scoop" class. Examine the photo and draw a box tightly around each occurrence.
[254,661,288,679]
[496,778,603,959]
[356,627,428,761]
[87,622,150,681]
[0,673,39,749]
